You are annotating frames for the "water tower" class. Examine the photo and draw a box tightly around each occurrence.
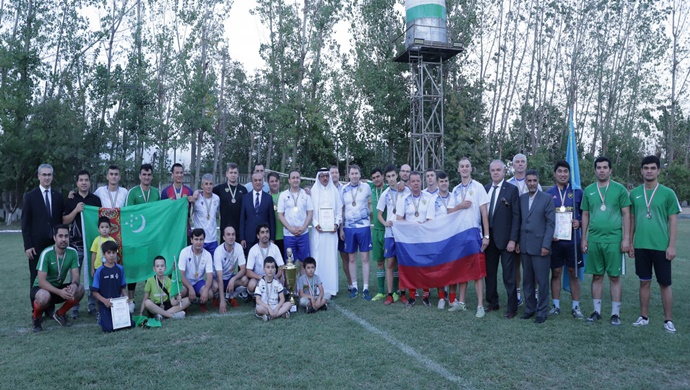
[394,0,462,172]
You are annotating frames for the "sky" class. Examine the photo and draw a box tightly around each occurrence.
[224,1,266,74]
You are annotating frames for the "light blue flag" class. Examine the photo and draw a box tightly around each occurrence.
[564,109,585,290]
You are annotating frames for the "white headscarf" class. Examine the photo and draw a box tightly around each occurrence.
[311,168,343,226]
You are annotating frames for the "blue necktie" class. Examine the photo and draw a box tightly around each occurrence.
[254,192,260,212]
[44,189,51,217]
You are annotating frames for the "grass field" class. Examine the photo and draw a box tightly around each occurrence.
[2,222,689,389]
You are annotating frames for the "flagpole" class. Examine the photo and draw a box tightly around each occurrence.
[173,255,182,309]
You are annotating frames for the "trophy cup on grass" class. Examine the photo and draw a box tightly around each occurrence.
[284,248,298,312]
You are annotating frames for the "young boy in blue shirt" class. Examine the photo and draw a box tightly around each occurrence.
[91,241,132,332]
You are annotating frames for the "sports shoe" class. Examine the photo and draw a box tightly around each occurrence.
[307,306,316,314]
[229,286,248,299]
[172,311,186,319]
[371,293,386,301]
[422,297,430,307]
[476,306,485,318]
[154,314,164,322]
[70,308,79,320]
[406,298,416,307]
[200,304,208,313]
[517,298,524,307]
[362,289,372,301]
[571,307,584,319]
[129,302,135,314]
[664,321,677,334]
[349,287,359,298]
[347,286,353,294]
[212,298,220,308]
[610,314,621,326]
[392,292,400,302]
[548,306,561,316]
[632,316,649,327]
[322,303,328,311]
[437,299,446,310]
[586,311,602,323]
[53,312,71,327]
[399,294,409,305]
[384,295,394,306]
[262,314,270,322]
[32,317,42,332]
[448,301,467,312]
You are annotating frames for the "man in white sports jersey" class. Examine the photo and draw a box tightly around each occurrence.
[447,158,490,318]
[193,174,221,254]
[178,228,214,312]
[94,165,128,209]
[246,224,284,293]
[340,164,373,300]
[396,171,434,307]
[424,169,438,195]
[426,171,455,309]
[377,165,410,306]
[213,226,248,313]
[277,170,314,269]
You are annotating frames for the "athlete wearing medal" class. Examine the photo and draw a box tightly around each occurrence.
[94,165,128,208]
[545,160,584,319]
[340,164,373,300]
[628,155,680,333]
[30,225,84,332]
[368,167,388,301]
[277,170,314,267]
[125,163,160,206]
[192,174,221,254]
[178,228,214,312]
[213,162,248,237]
[580,156,631,325]
[377,165,410,305]
[426,171,456,308]
[447,158,490,318]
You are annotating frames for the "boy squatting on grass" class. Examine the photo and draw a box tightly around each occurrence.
[297,257,330,313]
[254,256,292,321]
[91,240,134,332]
[140,256,190,320]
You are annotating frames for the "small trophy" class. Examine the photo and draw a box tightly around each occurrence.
[284,248,298,312]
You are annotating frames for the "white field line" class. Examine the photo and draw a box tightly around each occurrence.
[334,304,473,388]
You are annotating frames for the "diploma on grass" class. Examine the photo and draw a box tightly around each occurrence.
[554,211,572,241]
[110,297,131,330]
[319,208,335,232]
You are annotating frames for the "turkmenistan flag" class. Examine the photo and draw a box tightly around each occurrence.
[81,199,189,286]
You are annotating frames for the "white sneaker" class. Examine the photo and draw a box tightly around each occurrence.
[129,302,135,314]
[632,316,649,327]
[448,301,466,312]
[437,299,446,310]
[154,314,163,322]
[172,311,186,320]
[664,321,677,334]
[475,306,485,318]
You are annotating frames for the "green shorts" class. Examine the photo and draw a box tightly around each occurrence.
[371,228,385,262]
[584,242,623,277]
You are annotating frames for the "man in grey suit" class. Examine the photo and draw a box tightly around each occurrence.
[517,169,555,324]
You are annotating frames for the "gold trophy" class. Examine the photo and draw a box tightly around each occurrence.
[284,248,298,312]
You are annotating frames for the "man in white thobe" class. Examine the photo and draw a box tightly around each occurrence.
[309,168,343,297]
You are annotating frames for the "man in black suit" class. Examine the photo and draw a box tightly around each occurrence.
[517,169,555,324]
[484,160,520,318]
[239,172,276,254]
[22,164,65,299]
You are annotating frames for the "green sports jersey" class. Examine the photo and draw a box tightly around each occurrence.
[629,184,681,251]
[271,192,284,240]
[34,246,79,287]
[581,181,631,243]
[369,182,387,231]
[126,185,161,206]
[144,276,172,305]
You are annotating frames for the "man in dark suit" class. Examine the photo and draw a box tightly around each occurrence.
[239,172,276,254]
[22,164,65,299]
[484,160,520,318]
[517,169,555,324]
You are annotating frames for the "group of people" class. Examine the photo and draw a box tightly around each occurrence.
[22,153,681,333]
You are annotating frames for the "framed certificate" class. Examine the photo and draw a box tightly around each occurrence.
[554,212,572,241]
[110,297,131,330]
[320,208,335,232]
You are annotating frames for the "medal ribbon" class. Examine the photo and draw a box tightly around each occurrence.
[596,182,609,208]
[643,183,659,217]
[557,184,569,211]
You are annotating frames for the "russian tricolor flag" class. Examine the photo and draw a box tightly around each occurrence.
[392,214,486,290]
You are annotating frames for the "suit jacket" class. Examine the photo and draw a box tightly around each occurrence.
[485,181,520,250]
[519,191,555,256]
[21,187,64,252]
[239,190,276,244]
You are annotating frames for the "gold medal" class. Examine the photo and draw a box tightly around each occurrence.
[293,206,298,213]
[195,272,198,278]
[560,206,565,213]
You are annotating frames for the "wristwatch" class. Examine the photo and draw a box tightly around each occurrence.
[483,235,490,240]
